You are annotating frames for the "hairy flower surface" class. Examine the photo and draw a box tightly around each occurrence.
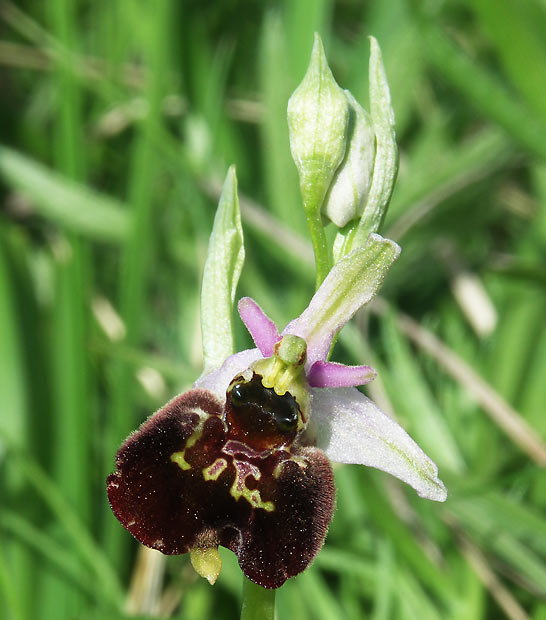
[107,235,446,589]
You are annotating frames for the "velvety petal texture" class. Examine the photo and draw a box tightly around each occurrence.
[107,390,226,555]
[309,387,447,502]
[108,388,335,589]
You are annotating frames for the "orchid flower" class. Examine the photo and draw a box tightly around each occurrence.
[107,36,446,594]
[107,232,446,590]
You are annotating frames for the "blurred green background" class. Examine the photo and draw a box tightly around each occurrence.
[1,0,546,619]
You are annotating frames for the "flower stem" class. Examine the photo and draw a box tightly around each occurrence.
[240,577,276,620]
[305,208,331,290]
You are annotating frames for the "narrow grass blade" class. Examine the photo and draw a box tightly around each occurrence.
[0,146,128,242]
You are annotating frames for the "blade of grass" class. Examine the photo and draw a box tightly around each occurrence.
[486,282,546,406]
[2,446,124,607]
[370,298,546,465]
[457,534,529,620]
[0,538,25,620]
[396,569,444,620]
[284,0,332,81]
[418,18,546,161]
[0,240,33,620]
[259,10,305,231]
[41,0,91,616]
[372,540,395,620]
[386,129,513,239]
[468,0,546,123]
[449,501,546,597]
[0,243,27,452]
[0,146,128,242]
[0,511,104,604]
[380,313,466,473]
[298,569,345,620]
[456,493,546,557]
[347,467,456,605]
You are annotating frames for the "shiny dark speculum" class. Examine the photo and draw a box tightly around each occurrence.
[225,373,300,452]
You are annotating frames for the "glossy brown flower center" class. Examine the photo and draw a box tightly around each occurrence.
[225,373,300,452]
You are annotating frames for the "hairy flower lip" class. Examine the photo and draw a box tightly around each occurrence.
[107,387,335,589]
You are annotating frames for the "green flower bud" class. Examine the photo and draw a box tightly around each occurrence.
[322,91,375,228]
[287,33,349,215]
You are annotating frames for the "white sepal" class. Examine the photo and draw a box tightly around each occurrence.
[310,387,447,501]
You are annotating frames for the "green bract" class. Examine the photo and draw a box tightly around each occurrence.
[200,166,245,372]
[334,37,398,261]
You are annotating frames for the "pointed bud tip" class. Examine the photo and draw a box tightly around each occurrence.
[368,35,379,54]
[311,32,326,63]
[368,36,394,126]
[287,33,349,214]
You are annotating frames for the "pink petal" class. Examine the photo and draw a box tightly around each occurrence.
[307,361,376,388]
[238,297,281,357]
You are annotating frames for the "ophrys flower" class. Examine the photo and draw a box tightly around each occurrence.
[107,234,446,589]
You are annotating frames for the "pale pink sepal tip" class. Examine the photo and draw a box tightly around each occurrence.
[307,361,376,388]
[238,297,281,357]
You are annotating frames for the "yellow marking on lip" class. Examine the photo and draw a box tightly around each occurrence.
[171,450,191,470]
[203,458,228,481]
[230,459,275,512]
[170,419,206,471]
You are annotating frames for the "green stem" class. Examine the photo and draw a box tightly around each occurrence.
[240,577,276,620]
[305,208,331,289]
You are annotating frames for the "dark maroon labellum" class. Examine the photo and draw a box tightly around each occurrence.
[107,381,335,589]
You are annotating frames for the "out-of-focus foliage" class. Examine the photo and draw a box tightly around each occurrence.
[1,1,545,618]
